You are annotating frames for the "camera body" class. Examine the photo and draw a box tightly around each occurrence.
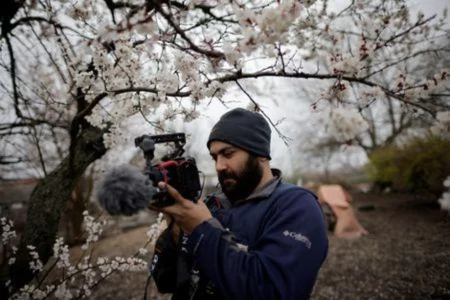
[135,133,202,207]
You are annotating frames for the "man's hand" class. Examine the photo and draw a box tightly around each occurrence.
[152,182,212,234]
[162,213,181,244]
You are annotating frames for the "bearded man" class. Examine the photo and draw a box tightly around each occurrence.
[150,108,328,300]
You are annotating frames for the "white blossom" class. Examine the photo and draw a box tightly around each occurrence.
[174,53,200,81]
[316,107,369,142]
[81,211,103,249]
[24,245,44,273]
[184,109,201,123]
[329,55,361,76]
[322,83,350,102]
[444,177,450,188]
[146,212,165,246]
[54,282,73,300]
[1,217,17,244]
[5,210,151,300]
[53,237,71,268]
[32,289,47,300]
[223,43,241,66]
[138,248,149,256]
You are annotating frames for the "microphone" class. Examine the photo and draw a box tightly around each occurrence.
[97,164,158,216]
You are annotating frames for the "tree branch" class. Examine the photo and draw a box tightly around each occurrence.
[8,16,93,40]
[151,0,224,59]
[4,33,22,118]
[108,70,436,116]
[375,15,437,51]
[0,120,68,132]
[235,80,292,146]
[363,48,450,79]
[0,156,24,165]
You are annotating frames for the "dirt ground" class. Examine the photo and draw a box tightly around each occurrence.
[76,193,450,300]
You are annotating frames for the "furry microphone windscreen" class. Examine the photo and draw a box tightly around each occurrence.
[97,164,158,216]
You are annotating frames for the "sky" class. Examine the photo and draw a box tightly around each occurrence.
[408,0,449,20]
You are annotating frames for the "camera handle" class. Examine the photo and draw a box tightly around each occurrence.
[135,134,156,164]
[135,133,187,162]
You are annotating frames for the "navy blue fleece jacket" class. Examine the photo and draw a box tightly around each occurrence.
[152,174,328,299]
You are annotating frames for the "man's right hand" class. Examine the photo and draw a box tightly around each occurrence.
[163,213,181,245]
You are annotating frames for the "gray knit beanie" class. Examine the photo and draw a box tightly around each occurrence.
[207,108,271,159]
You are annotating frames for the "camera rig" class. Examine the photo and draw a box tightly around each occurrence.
[134,133,202,207]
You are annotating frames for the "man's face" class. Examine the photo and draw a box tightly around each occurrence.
[209,141,263,203]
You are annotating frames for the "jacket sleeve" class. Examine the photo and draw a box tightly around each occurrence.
[184,189,328,299]
[150,226,178,293]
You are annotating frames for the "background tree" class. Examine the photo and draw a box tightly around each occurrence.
[291,7,450,171]
[0,0,449,297]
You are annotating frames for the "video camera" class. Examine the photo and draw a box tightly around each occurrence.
[134,133,202,208]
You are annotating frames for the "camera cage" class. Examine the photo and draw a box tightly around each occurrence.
[134,133,186,164]
[134,133,202,206]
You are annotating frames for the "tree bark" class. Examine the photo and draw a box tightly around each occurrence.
[0,125,107,298]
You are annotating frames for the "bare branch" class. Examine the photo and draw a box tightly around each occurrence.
[0,156,24,165]
[375,15,437,51]
[363,48,450,79]
[8,16,93,40]
[30,125,48,176]
[151,0,224,59]
[235,80,292,146]
[4,33,22,119]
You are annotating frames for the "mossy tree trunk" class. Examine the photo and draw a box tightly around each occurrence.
[0,125,107,298]
[66,169,95,246]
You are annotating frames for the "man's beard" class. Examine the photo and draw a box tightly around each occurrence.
[218,155,263,204]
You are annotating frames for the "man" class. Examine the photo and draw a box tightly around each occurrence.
[150,108,328,299]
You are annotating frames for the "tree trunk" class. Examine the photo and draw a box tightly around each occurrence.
[67,172,94,246]
[0,125,107,297]
[69,184,87,245]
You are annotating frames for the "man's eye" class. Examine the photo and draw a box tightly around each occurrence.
[223,151,234,158]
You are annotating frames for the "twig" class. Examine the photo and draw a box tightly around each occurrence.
[234,80,292,146]
[4,33,22,118]
[150,0,224,59]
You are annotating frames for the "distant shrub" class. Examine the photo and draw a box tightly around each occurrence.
[366,136,450,196]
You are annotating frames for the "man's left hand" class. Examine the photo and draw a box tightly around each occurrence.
[151,182,213,234]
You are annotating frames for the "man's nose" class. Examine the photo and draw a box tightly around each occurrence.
[215,156,227,173]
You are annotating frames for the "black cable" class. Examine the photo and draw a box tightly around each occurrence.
[143,219,176,300]
[143,272,152,300]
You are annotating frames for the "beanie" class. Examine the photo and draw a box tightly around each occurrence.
[207,108,271,159]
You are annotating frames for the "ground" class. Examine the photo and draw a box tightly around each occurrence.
[313,193,450,300]
[72,193,450,300]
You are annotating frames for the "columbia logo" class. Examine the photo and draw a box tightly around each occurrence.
[283,230,312,249]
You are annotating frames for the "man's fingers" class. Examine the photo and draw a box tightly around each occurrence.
[148,203,181,218]
[158,205,179,216]
[162,213,173,224]
[158,182,186,204]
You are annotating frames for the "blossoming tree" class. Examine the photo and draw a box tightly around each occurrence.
[1,0,449,297]
[297,36,450,164]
